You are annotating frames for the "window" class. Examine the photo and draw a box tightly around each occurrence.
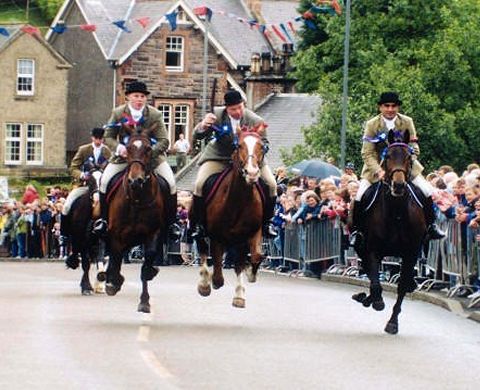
[17,59,35,95]
[26,124,43,165]
[5,124,22,164]
[165,36,184,72]
[158,104,172,138]
[174,105,189,140]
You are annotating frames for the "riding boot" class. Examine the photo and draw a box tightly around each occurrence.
[263,196,278,238]
[190,195,206,239]
[424,196,446,240]
[167,192,182,240]
[92,192,108,236]
[349,200,364,248]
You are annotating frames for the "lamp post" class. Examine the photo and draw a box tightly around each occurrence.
[201,17,210,118]
[340,0,351,170]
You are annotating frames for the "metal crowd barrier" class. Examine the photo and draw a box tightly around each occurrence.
[282,218,341,275]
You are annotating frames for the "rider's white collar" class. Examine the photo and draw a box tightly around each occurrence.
[128,104,145,122]
[382,115,398,130]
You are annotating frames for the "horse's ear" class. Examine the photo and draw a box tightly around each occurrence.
[387,129,395,145]
[403,129,410,144]
[255,122,267,137]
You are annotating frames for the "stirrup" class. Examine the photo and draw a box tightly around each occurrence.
[263,223,278,238]
[92,219,107,235]
[169,223,182,240]
[349,230,363,248]
[191,224,205,239]
[427,224,445,240]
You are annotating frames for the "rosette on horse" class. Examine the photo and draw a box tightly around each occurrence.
[194,123,268,308]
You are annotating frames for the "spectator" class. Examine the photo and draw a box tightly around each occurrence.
[173,133,190,171]
[22,184,39,205]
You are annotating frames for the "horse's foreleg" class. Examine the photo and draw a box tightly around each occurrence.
[362,252,384,311]
[385,257,416,334]
[246,230,263,283]
[197,238,211,297]
[211,242,224,290]
[232,265,246,308]
[80,250,93,296]
[138,241,160,313]
[105,249,125,296]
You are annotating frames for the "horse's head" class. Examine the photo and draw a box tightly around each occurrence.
[232,126,266,185]
[384,129,413,197]
[126,132,153,190]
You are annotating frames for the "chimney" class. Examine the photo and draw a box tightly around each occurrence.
[250,53,261,75]
[260,51,271,74]
[246,0,262,17]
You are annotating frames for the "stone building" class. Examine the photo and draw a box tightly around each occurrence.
[0,25,71,177]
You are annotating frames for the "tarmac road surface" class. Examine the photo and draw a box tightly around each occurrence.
[0,262,478,389]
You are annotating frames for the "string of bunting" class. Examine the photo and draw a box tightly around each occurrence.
[0,1,341,40]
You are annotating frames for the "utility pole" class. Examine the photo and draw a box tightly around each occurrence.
[340,0,351,170]
[201,17,209,118]
[26,0,30,22]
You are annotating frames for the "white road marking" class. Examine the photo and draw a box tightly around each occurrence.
[140,350,174,379]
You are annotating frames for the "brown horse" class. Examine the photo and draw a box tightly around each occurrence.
[196,128,266,308]
[353,129,427,334]
[104,131,167,313]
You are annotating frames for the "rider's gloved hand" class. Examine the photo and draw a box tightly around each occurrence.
[116,144,127,158]
[376,168,385,180]
[200,113,217,130]
[80,172,90,180]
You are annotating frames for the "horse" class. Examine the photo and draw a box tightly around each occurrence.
[63,166,106,295]
[104,130,167,313]
[352,129,427,334]
[196,126,266,308]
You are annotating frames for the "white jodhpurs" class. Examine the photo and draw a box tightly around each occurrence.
[355,179,372,201]
[62,187,89,215]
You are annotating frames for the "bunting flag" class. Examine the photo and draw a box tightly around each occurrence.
[21,25,41,36]
[135,17,151,29]
[271,25,287,43]
[193,6,213,22]
[331,0,342,15]
[0,27,9,37]
[112,20,131,33]
[279,23,294,42]
[165,11,178,31]
[51,23,67,34]
[304,19,317,30]
[287,21,296,35]
[80,24,97,32]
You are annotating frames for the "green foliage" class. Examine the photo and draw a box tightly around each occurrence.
[290,0,480,172]
[33,0,63,22]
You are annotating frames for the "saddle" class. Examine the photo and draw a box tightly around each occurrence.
[361,181,426,213]
[106,169,169,204]
[203,167,267,206]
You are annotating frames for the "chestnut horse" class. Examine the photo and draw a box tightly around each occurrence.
[64,167,106,295]
[196,128,266,308]
[104,131,166,313]
[352,129,427,334]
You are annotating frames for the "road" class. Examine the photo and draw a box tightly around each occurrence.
[0,262,478,389]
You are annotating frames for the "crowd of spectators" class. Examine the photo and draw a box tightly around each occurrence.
[0,185,70,259]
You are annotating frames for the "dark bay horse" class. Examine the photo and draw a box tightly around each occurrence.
[196,128,266,308]
[104,131,166,313]
[353,129,427,334]
[64,168,106,295]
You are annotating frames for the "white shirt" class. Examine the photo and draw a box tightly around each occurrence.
[92,143,103,164]
[128,104,144,123]
[174,138,190,153]
[383,115,397,130]
[229,116,240,132]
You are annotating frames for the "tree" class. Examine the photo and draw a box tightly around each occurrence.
[289,0,480,172]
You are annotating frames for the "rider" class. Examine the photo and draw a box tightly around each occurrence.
[60,127,111,239]
[190,89,278,239]
[349,91,446,248]
[94,81,181,239]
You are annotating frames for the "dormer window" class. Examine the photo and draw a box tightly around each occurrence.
[165,36,184,72]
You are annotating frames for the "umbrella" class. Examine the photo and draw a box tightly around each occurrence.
[289,159,341,179]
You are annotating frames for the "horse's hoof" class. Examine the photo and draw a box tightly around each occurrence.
[65,255,79,270]
[232,297,246,308]
[137,302,151,313]
[212,278,224,290]
[81,289,93,296]
[362,296,373,308]
[372,300,385,311]
[96,272,106,282]
[198,284,211,297]
[352,292,367,303]
[384,322,398,335]
[105,283,120,296]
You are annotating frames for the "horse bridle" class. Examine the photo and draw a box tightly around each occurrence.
[381,142,414,183]
[233,132,266,176]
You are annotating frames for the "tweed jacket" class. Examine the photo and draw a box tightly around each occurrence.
[70,143,112,183]
[193,107,266,166]
[360,113,423,183]
[104,104,169,165]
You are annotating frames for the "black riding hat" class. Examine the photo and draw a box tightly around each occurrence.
[378,92,402,106]
[224,90,244,106]
[91,127,105,138]
[125,81,150,95]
